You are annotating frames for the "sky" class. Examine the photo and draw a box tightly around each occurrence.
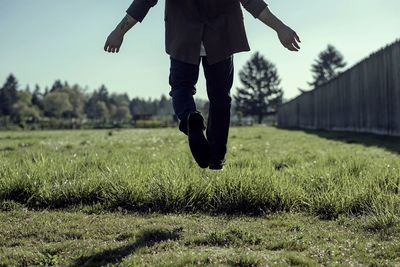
[0,0,399,101]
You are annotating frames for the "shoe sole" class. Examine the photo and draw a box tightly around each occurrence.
[209,165,224,170]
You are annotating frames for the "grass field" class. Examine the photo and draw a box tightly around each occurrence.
[1,126,400,266]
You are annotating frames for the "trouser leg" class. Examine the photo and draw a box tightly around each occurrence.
[201,55,234,161]
[168,56,201,135]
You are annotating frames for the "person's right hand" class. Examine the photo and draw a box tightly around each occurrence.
[276,25,301,52]
[104,29,124,53]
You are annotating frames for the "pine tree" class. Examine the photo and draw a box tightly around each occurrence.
[308,44,347,88]
[50,80,63,92]
[85,85,110,120]
[32,84,44,111]
[234,52,283,124]
[0,74,19,116]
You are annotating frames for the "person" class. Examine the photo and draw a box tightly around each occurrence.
[104,0,300,170]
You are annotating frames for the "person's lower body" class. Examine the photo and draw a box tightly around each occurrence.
[168,55,234,169]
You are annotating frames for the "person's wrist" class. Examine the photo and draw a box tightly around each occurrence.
[274,21,287,33]
[113,28,125,37]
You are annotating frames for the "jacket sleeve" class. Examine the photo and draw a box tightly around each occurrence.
[239,0,268,19]
[126,0,158,23]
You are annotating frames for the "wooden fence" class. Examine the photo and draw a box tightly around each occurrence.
[277,40,400,136]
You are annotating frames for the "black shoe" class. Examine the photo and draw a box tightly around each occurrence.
[187,111,210,168]
[209,160,225,170]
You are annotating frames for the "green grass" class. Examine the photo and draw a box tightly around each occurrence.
[1,126,399,219]
[1,126,400,265]
[1,210,400,266]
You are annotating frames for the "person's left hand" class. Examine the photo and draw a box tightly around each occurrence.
[277,25,301,52]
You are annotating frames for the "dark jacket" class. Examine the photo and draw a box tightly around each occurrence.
[126,0,268,65]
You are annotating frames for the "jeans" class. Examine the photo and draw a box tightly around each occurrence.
[169,55,234,161]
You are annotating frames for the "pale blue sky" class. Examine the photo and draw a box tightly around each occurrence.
[0,0,399,100]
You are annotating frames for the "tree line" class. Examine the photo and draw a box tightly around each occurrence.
[0,76,180,129]
[0,44,346,129]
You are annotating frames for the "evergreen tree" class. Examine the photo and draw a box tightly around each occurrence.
[44,86,49,96]
[0,74,19,115]
[129,97,157,116]
[97,85,110,107]
[85,85,110,120]
[234,52,283,124]
[157,94,173,115]
[32,84,44,111]
[50,80,63,92]
[308,44,347,88]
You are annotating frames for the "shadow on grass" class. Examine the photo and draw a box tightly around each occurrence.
[70,227,183,267]
[280,127,400,154]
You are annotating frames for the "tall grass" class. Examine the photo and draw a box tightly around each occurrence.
[0,127,399,219]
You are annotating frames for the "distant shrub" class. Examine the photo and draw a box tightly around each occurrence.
[135,119,170,128]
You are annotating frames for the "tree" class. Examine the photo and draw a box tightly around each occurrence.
[94,101,109,122]
[50,80,63,92]
[43,91,73,118]
[60,85,86,118]
[109,93,130,107]
[234,52,283,124]
[10,90,40,123]
[108,93,132,123]
[129,97,156,116]
[32,84,44,111]
[156,94,173,115]
[15,90,32,105]
[12,97,40,124]
[308,44,347,88]
[111,106,131,123]
[0,74,19,116]
[85,85,111,120]
[97,85,110,107]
